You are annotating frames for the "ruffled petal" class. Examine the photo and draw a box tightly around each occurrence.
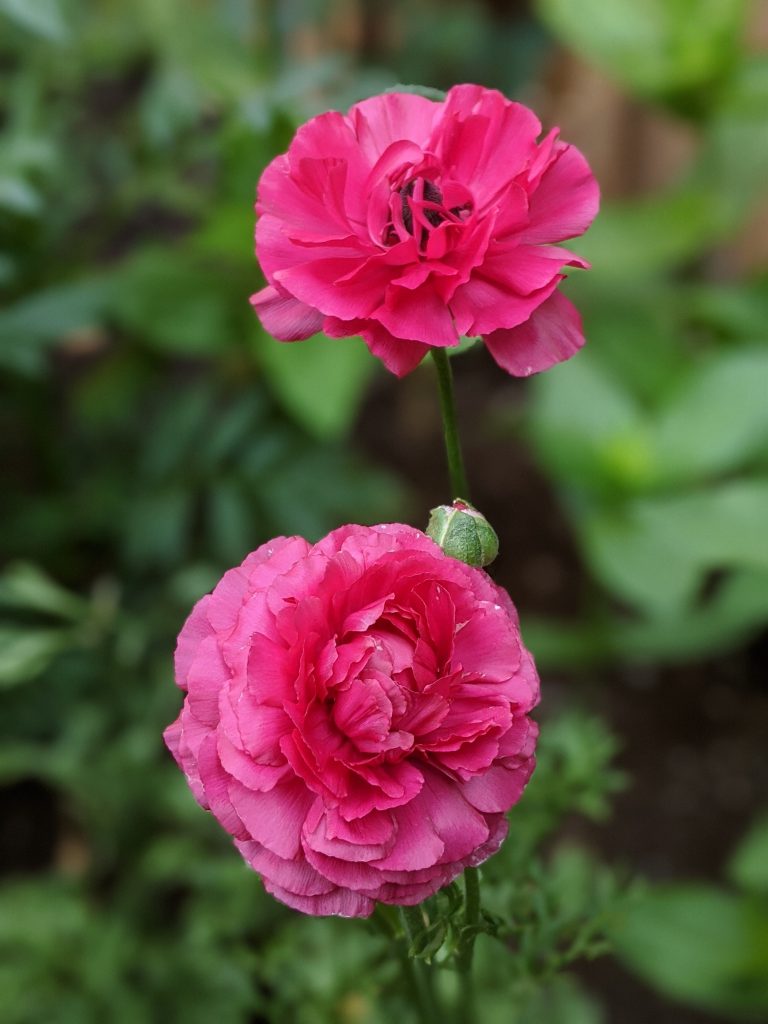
[323,316,429,377]
[522,141,600,244]
[483,289,585,376]
[250,285,324,341]
[434,85,541,209]
[350,92,440,165]
[375,281,459,347]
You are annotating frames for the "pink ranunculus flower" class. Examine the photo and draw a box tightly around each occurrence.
[165,524,539,917]
[251,84,598,378]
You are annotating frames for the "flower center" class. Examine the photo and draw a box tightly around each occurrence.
[400,179,445,234]
[383,174,473,250]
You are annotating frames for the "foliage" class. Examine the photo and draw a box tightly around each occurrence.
[614,818,768,1020]
[520,0,768,667]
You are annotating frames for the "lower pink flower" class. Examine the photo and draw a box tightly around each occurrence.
[165,524,539,917]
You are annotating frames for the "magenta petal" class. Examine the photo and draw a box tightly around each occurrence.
[483,290,585,376]
[350,92,439,164]
[375,282,459,347]
[370,798,444,871]
[460,759,535,813]
[452,604,521,681]
[416,769,490,863]
[236,840,336,897]
[450,274,559,337]
[303,808,396,863]
[196,734,248,839]
[435,86,541,209]
[523,142,600,245]
[228,778,314,859]
[479,244,588,295]
[163,718,182,762]
[217,731,288,792]
[323,316,429,377]
[250,285,324,341]
[362,323,430,376]
[174,595,213,688]
[185,635,230,726]
[263,876,375,918]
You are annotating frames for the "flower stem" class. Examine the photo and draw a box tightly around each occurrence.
[431,348,469,500]
[399,906,441,1024]
[456,867,481,1019]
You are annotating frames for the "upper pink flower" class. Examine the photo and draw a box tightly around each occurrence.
[165,524,539,917]
[251,84,599,377]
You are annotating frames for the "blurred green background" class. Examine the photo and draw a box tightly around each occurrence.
[2,1,767,1021]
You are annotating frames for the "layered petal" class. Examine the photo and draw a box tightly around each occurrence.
[522,141,600,245]
[165,523,540,918]
[250,285,324,341]
[252,85,597,377]
[484,289,585,376]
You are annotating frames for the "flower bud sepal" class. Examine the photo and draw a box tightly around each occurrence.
[426,499,499,568]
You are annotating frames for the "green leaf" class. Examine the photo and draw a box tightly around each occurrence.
[582,481,768,616]
[729,816,768,895]
[614,885,768,1017]
[0,175,41,214]
[536,0,747,109]
[0,276,116,374]
[262,448,404,541]
[530,355,654,495]
[577,192,719,280]
[581,507,702,615]
[385,84,446,101]
[206,481,256,563]
[122,489,193,569]
[0,626,72,687]
[0,0,69,41]
[255,331,377,440]
[112,250,235,355]
[653,347,768,483]
[633,480,768,573]
[526,567,768,668]
[0,563,85,620]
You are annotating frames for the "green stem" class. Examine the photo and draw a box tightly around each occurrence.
[431,348,469,500]
[456,867,481,1020]
[399,906,441,1024]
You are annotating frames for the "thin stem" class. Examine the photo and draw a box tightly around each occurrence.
[456,867,481,1020]
[431,348,469,500]
[399,906,441,1024]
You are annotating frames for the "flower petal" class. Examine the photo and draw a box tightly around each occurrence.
[375,281,459,347]
[250,285,324,341]
[350,92,439,164]
[434,85,541,209]
[522,141,600,244]
[483,289,585,376]
[323,316,429,377]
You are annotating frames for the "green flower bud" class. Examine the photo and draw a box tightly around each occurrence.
[426,499,499,568]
